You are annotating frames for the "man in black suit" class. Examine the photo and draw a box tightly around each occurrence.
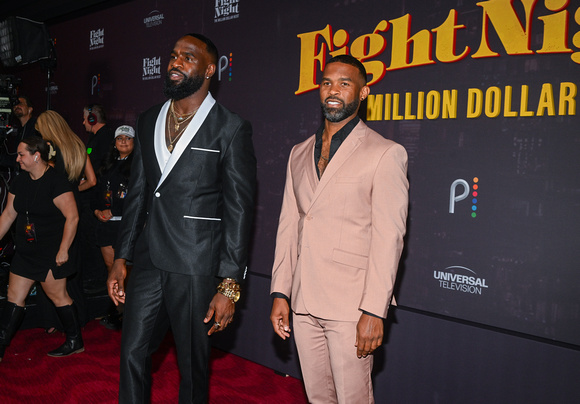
[107,33,256,403]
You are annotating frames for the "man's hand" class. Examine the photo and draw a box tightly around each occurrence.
[355,313,384,358]
[107,258,127,305]
[270,297,291,340]
[204,293,235,336]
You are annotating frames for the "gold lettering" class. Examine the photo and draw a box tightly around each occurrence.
[559,82,577,115]
[537,83,556,116]
[426,91,441,119]
[417,91,425,119]
[432,9,470,62]
[442,90,458,119]
[404,92,416,120]
[519,85,534,116]
[367,94,384,121]
[473,0,537,59]
[350,21,389,85]
[572,6,580,64]
[537,0,573,54]
[467,88,484,118]
[295,25,332,95]
[392,93,404,120]
[504,86,518,117]
[385,93,392,120]
[388,14,436,70]
[485,86,502,117]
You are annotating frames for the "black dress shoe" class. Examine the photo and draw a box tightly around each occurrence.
[99,313,122,330]
[47,338,84,357]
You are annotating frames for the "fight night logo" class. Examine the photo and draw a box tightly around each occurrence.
[142,57,161,81]
[294,0,580,121]
[449,177,479,218]
[214,0,240,23]
[89,28,104,51]
[434,266,489,295]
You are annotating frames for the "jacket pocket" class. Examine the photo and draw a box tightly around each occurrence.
[335,176,361,184]
[332,248,368,270]
[183,216,221,231]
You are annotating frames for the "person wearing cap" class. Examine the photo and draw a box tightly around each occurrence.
[92,125,135,329]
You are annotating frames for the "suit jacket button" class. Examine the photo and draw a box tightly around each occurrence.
[155,192,161,197]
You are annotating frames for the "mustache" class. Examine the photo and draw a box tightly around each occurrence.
[168,68,186,78]
[324,96,343,104]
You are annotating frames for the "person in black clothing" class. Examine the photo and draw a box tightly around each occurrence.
[0,96,40,171]
[92,125,135,330]
[82,104,115,173]
[0,136,82,362]
[35,110,96,334]
[0,96,40,301]
[81,104,114,294]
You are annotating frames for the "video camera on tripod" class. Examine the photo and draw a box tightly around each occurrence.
[0,75,21,142]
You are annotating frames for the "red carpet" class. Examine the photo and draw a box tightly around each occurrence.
[0,320,307,403]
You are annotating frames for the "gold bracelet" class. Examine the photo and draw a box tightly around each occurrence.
[217,279,240,303]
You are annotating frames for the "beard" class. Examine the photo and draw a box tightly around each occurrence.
[13,108,24,118]
[320,97,360,123]
[163,69,205,101]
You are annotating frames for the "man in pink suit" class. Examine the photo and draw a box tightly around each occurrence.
[270,55,409,403]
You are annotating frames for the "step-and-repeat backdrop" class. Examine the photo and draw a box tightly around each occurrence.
[6,0,579,345]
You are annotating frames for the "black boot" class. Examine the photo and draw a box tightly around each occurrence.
[47,302,84,357]
[0,302,26,362]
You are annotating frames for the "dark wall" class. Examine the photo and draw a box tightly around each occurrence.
[3,0,579,402]
[213,273,580,403]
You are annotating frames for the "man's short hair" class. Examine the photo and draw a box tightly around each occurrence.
[325,55,368,85]
[185,33,218,65]
[84,104,106,124]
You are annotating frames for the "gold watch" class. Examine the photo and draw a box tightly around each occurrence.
[217,279,241,303]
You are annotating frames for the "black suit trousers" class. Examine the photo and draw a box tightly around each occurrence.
[119,264,215,404]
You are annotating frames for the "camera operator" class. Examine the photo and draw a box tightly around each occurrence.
[0,96,41,171]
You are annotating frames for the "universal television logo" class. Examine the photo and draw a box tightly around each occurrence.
[449,177,479,218]
[144,10,164,28]
[434,266,489,295]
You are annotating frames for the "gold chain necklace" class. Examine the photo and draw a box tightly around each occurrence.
[170,100,198,131]
[166,101,200,152]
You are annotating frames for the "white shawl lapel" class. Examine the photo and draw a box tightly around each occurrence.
[153,93,216,192]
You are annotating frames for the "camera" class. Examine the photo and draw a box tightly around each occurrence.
[0,74,21,140]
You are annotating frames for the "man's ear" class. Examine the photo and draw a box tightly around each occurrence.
[360,85,370,101]
[205,64,216,79]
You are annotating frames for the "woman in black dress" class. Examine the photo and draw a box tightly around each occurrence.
[35,110,96,334]
[0,137,82,362]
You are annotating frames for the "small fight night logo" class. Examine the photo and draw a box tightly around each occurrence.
[214,0,240,23]
[449,177,479,218]
[434,266,489,295]
[142,57,161,80]
[89,28,104,51]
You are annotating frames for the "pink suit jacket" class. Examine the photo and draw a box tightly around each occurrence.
[271,120,409,322]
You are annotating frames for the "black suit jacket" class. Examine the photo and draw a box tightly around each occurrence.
[115,99,256,281]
